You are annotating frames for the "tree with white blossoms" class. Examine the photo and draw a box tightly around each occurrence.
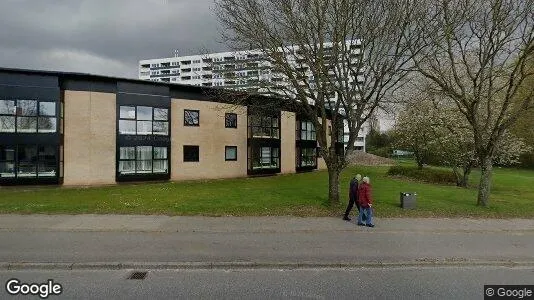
[395,87,531,188]
[411,0,534,206]
[430,97,530,187]
[394,97,441,170]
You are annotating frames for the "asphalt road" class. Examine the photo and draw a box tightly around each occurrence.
[1,266,534,299]
[1,230,533,265]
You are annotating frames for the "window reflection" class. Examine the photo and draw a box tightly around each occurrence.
[118,105,168,136]
[0,100,57,133]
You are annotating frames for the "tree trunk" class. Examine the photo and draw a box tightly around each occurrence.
[477,156,493,206]
[452,166,462,186]
[416,154,424,169]
[460,166,471,188]
[327,167,341,207]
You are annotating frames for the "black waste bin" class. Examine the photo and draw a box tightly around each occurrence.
[400,192,416,209]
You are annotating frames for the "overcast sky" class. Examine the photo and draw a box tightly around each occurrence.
[0,0,224,79]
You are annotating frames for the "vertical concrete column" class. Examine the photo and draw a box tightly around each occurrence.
[280,111,296,174]
[63,90,116,185]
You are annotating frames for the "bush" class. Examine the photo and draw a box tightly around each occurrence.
[519,152,534,169]
[387,165,457,185]
[368,146,393,158]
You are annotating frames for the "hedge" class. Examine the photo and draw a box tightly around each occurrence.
[387,165,457,185]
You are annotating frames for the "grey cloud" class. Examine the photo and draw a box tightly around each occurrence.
[0,0,226,78]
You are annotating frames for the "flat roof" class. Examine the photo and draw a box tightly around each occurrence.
[0,66,300,111]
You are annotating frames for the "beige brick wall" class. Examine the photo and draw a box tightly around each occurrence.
[171,99,248,180]
[63,91,116,185]
[280,111,296,174]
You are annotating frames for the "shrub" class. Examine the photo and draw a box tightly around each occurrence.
[387,165,457,185]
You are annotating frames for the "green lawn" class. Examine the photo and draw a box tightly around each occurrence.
[0,165,533,218]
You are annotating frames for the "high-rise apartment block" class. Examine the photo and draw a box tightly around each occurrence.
[139,41,367,151]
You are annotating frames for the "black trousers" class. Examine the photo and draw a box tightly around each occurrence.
[344,197,360,217]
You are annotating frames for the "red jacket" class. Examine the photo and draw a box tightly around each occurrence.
[358,183,373,208]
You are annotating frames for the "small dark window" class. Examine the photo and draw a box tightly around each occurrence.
[225,146,237,161]
[183,145,199,162]
[225,113,237,128]
[184,110,199,126]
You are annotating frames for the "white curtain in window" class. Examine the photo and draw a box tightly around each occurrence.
[119,161,135,174]
[120,147,135,159]
[260,147,270,165]
[136,160,152,173]
[137,146,152,160]
[153,160,168,173]
[153,147,167,159]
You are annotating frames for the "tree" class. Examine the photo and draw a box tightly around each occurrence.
[393,98,440,169]
[394,84,530,187]
[412,0,534,206]
[216,0,424,206]
[511,59,534,168]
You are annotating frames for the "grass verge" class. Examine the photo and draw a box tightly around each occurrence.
[0,165,533,218]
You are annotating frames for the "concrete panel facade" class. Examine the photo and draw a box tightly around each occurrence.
[63,91,116,185]
[171,99,248,180]
[280,111,296,174]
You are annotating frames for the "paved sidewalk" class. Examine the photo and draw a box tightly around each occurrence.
[1,214,534,270]
[0,214,534,232]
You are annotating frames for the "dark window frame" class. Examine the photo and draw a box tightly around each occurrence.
[118,105,169,136]
[117,145,169,175]
[0,145,58,179]
[225,113,237,128]
[184,109,200,127]
[250,146,279,170]
[225,146,237,161]
[0,99,57,133]
[183,145,199,162]
[298,120,316,141]
[248,115,280,139]
[299,147,317,168]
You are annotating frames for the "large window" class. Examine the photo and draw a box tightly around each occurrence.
[252,146,279,170]
[183,145,199,162]
[299,147,317,167]
[249,115,279,138]
[225,113,237,128]
[118,106,168,135]
[300,121,316,141]
[184,110,199,126]
[0,100,56,133]
[0,145,57,178]
[118,146,168,175]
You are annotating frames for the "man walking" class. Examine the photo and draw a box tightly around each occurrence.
[343,174,362,221]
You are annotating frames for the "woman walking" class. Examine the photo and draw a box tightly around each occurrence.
[357,176,375,228]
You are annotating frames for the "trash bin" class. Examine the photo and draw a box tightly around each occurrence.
[400,192,417,209]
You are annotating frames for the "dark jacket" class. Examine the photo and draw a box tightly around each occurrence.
[358,182,373,208]
[349,178,359,201]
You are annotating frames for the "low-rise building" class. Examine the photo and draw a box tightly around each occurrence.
[0,68,342,186]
